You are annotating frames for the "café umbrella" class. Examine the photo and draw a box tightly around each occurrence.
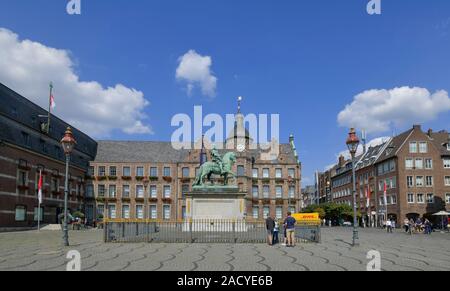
[432,211,450,230]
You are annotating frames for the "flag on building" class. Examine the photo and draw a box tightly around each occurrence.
[38,170,43,204]
[50,83,56,109]
[366,184,370,208]
[383,181,388,207]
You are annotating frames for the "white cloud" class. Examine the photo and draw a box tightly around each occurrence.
[0,28,152,138]
[176,50,217,98]
[338,87,450,134]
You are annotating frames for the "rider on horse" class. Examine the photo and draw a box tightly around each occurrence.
[211,145,224,174]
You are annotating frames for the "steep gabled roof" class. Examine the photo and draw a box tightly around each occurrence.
[375,128,414,164]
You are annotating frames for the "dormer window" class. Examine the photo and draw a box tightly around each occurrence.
[447,144,450,151]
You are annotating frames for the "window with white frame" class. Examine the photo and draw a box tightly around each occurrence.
[444,159,450,169]
[276,206,283,219]
[98,185,105,197]
[391,176,397,188]
[150,205,157,219]
[289,186,295,198]
[417,193,424,203]
[415,158,423,169]
[237,166,245,176]
[136,205,144,219]
[407,193,415,203]
[275,168,282,178]
[426,193,434,204]
[123,166,131,177]
[109,185,116,198]
[391,195,397,205]
[409,142,418,153]
[405,158,413,169]
[164,185,171,198]
[150,167,158,177]
[98,166,106,176]
[288,168,295,178]
[252,206,259,219]
[136,185,144,198]
[163,167,171,177]
[252,186,259,198]
[136,167,144,177]
[122,205,130,219]
[416,176,424,187]
[15,205,26,221]
[109,166,117,177]
[275,186,282,198]
[419,142,428,153]
[263,206,270,219]
[263,186,270,198]
[426,176,433,187]
[407,176,414,188]
[252,168,258,178]
[108,205,116,219]
[150,185,157,198]
[123,185,130,198]
[97,205,104,217]
[445,176,450,186]
[425,159,433,169]
[263,168,269,178]
[163,205,171,220]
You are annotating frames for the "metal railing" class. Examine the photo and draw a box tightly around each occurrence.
[103,219,321,244]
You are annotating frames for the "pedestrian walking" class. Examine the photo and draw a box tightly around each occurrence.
[265,215,275,246]
[283,212,296,247]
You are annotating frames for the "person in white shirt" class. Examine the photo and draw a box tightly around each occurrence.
[386,220,393,233]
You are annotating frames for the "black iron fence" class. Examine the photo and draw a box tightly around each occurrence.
[103,219,321,244]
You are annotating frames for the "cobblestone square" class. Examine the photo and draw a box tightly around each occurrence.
[1,227,449,271]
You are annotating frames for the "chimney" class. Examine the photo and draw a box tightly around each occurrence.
[413,124,422,131]
[338,155,345,167]
[427,129,433,137]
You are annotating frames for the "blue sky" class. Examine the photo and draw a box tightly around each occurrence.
[1,0,450,185]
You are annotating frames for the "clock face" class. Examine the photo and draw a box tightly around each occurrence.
[237,144,245,152]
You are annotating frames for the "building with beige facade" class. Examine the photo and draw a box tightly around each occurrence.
[88,105,302,221]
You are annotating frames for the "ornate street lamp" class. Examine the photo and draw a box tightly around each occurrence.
[346,128,360,247]
[288,176,294,213]
[61,127,77,247]
[143,178,149,219]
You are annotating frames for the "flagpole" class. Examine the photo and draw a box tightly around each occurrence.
[47,82,53,133]
[38,170,42,232]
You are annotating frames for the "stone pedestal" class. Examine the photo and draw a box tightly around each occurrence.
[185,186,246,220]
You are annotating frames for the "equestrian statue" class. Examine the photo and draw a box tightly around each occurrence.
[193,146,237,187]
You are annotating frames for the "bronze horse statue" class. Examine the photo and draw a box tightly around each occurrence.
[193,152,237,186]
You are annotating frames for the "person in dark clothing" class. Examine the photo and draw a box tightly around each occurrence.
[283,212,297,247]
[266,216,275,246]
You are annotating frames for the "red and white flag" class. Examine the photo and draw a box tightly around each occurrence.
[383,182,388,206]
[38,170,43,204]
[366,185,370,208]
[50,92,56,109]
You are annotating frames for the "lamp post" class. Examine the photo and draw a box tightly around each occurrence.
[346,128,360,247]
[60,127,77,247]
[288,176,294,213]
[143,178,149,219]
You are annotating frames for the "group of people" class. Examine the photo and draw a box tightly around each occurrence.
[403,217,433,235]
[265,212,297,247]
